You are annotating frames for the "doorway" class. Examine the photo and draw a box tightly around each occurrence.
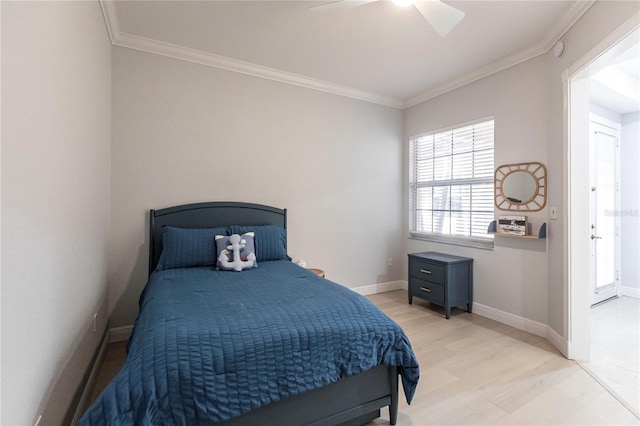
[567,25,640,416]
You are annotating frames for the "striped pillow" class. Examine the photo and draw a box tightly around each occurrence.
[228,224,289,262]
[156,226,228,271]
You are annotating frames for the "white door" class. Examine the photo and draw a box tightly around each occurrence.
[590,118,620,306]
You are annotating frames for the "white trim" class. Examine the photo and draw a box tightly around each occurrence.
[351,280,407,296]
[70,332,110,425]
[546,326,569,358]
[473,302,548,337]
[565,12,640,81]
[564,13,640,361]
[404,1,595,108]
[116,31,405,109]
[109,325,133,343]
[473,303,568,356]
[562,73,570,348]
[538,1,597,52]
[99,0,119,45]
[99,0,594,110]
[567,74,592,360]
[99,1,403,109]
[405,44,546,108]
[105,288,575,370]
[353,283,571,356]
[620,286,640,299]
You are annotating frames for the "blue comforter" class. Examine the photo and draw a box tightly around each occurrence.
[80,261,419,425]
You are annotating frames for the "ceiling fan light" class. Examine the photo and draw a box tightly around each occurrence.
[414,0,465,36]
[392,0,415,7]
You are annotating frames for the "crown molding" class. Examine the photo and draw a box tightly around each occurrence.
[100,0,594,111]
[403,0,595,108]
[403,42,549,108]
[538,0,596,52]
[115,31,405,108]
[99,1,403,109]
[99,0,120,45]
[565,10,640,81]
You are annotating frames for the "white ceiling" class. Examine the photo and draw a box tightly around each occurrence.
[104,0,594,108]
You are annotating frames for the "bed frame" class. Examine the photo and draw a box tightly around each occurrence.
[148,201,399,426]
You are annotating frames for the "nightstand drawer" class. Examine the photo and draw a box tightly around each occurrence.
[409,260,445,284]
[408,251,473,319]
[410,278,445,304]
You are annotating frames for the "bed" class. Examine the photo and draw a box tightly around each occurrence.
[80,202,419,425]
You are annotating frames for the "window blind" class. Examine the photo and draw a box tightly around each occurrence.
[409,119,495,248]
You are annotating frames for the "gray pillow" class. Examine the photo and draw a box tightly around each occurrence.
[228,224,289,262]
[215,232,258,272]
[156,226,228,271]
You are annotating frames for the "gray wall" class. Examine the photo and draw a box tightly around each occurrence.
[403,55,550,324]
[1,2,112,425]
[403,0,639,333]
[109,47,404,327]
[545,0,639,335]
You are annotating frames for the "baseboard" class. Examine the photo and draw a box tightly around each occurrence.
[35,297,108,426]
[106,283,574,374]
[546,325,568,357]
[473,302,548,338]
[70,330,110,424]
[351,280,408,296]
[620,286,640,298]
[109,325,134,343]
[352,283,569,354]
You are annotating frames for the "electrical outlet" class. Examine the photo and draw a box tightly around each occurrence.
[550,207,557,220]
[93,313,98,333]
[387,258,393,267]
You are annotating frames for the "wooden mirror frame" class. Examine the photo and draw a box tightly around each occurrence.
[495,162,547,211]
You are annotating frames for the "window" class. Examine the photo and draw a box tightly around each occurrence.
[409,118,494,248]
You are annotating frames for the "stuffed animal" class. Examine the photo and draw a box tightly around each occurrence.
[217,233,257,272]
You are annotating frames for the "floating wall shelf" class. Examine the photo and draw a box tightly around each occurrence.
[487,221,547,239]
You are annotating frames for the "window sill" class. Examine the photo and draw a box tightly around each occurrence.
[409,232,494,250]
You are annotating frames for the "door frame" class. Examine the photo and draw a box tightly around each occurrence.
[563,13,639,360]
[589,114,621,306]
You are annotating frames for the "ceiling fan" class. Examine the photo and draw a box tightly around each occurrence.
[309,0,465,37]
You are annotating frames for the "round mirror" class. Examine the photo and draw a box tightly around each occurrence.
[494,162,547,211]
[502,171,537,204]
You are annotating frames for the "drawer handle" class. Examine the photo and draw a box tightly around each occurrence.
[420,269,432,275]
[419,287,432,293]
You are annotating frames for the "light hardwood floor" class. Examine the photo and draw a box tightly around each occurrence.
[86,290,640,425]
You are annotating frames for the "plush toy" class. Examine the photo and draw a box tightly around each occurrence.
[217,233,257,272]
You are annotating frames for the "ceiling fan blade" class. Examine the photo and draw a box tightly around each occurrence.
[309,0,379,15]
[414,0,465,37]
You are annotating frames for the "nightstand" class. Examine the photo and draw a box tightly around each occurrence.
[308,268,325,278]
[408,252,473,319]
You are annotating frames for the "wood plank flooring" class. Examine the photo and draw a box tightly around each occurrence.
[85,290,640,425]
[367,291,638,425]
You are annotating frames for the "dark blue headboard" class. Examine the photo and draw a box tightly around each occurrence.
[149,202,287,276]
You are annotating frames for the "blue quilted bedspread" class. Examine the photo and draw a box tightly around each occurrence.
[80,261,419,425]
